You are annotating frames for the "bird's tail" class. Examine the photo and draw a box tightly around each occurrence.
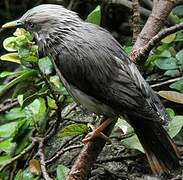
[130,119,180,175]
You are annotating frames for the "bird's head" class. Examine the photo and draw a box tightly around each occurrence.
[2,4,81,41]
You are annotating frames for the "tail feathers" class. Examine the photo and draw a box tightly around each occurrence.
[130,120,180,175]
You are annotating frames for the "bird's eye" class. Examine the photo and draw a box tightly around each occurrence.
[27,22,35,29]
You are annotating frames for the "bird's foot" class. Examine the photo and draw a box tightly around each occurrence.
[82,118,113,144]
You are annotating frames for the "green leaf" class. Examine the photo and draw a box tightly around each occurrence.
[5,107,26,121]
[0,138,15,154]
[0,71,15,78]
[0,155,11,166]
[169,79,183,93]
[176,49,183,65]
[0,122,18,138]
[121,134,144,153]
[174,31,183,42]
[0,53,21,64]
[85,5,101,25]
[164,69,180,77]
[165,116,183,138]
[155,58,178,70]
[161,33,176,44]
[159,49,171,58]
[56,164,70,180]
[0,69,37,99]
[18,48,30,58]
[59,123,88,137]
[158,90,183,104]
[173,5,183,17]
[15,170,23,180]
[3,36,17,51]
[166,108,175,119]
[38,56,53,75]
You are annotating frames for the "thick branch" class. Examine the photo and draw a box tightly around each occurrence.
[66,118,117,180]
[131,0,177,61]
[132,22,183,62]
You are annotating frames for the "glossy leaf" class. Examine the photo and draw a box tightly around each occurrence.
[121,134,144,153]
[176,49,183,65]
[164,70,180,77]
[158,90,183,104]
[85,5,101,25]
[0,53,21,64]
[166,108,175,119]
[38,56,53,75]
[0,71,15,78]
[165,116,183,138]
[57,164,70,180]
[161,33,176,44]
[59,123,88,137]
[0,122,18,138]
[155,58,178,70]
[169,79,183,93]
[3,36,17,51]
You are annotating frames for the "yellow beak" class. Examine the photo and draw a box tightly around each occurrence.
[2,20,22,29]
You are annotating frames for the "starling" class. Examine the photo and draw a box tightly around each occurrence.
[2,4,180,175]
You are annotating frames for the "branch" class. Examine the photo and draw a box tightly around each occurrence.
[66,117,117,180]
[150,77,182,88]
[0,100,18,113]
[38,140,53,180]
[102,0,151,17]
[131,0,177,62]
[46,144,83,165]
[131,22,183,62]
[132,0,141,42]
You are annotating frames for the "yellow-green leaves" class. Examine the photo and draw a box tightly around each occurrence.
[161,33,176,44]
[158,90,183,104]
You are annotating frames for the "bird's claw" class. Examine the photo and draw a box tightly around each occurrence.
[82,123,111,144]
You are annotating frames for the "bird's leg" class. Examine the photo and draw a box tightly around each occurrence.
[82,117,113,144]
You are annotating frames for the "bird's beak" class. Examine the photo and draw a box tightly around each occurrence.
[2,20,22,29]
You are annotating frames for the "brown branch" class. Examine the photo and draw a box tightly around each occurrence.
[132,0,141,42]
[38,139,53,180]
[66,117,117,180]
[131,22,183,62]
[0,101,18,113]
[46,144,83,165]
[131,0,177,62]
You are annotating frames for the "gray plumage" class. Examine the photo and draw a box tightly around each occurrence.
[19,4,168,123]
[13,4,179,174]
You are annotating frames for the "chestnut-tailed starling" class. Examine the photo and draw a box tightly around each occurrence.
[2,4,180,175]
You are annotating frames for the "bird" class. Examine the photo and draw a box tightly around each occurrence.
[2,4,180,175]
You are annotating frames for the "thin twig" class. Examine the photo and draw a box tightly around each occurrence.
[0,101,18,113]
[150,77,182,88]
[46,144,83,165]
[132,0,141,42]
[38,140,53,180]
[97,153,142,163]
